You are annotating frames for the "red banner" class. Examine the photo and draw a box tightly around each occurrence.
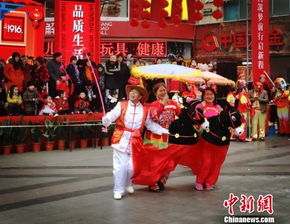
[251,0,269,82]
[55,0,100,65]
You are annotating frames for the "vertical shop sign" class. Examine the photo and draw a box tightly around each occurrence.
[251,0,269,82]
[55,0,100,65]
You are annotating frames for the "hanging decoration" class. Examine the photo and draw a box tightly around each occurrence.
[28,8,43,28]
[212,0,224,20]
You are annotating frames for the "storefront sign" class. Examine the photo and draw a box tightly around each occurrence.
[100,41,167,57]
[202,27,282,52]
[55,0,100,65]
[45,21,54,37]
[251,0,269,82]
[0,13,26,45]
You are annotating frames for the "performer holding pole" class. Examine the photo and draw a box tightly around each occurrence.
[102,85,169,200]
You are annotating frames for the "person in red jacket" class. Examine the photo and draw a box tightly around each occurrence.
[4,52,25,92]
[54,90,70,114]
[74,92,92,114]
[56,73,74,99]
[236,80,251,141]
[273,77,290,134]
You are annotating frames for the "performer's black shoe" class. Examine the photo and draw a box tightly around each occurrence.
[157,181,165,191]
[148,185,161,193]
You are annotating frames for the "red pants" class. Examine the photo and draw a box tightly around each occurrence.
[196,138,229,185]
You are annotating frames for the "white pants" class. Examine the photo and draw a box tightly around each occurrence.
[113,149,133,195]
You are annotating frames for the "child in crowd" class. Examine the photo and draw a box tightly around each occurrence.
[6,85,22,116]
[74,92,92,114]
[54,90,70,114]
[107,89,118,111]
[39,95,58,116]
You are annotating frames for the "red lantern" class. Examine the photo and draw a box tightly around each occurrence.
[212,9,223,19]
[195,1,204,11]
[174,0,183,3]
[160,0,169,8]
[130,19,139,27]
[141,11,151,19]
[142,0,151,9]
[160,9,169,17]
[29,8,44,28]
[193,12,203,21]
[213,0,224,7]
[172,15,181,24]
[131,10,139,18]
[141,20,150,29]
[158,19,167,28]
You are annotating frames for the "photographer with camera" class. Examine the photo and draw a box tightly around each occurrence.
[23,81,39,115]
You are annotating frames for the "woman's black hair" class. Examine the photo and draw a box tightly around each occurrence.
[201,87,217,105]
[11,52,23,70]
[9,85,17,98]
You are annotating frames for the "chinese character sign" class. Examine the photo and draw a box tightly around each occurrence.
[223,193,274,215]
[251,0,269,82]
[55,0,100,65]
[100,41,167,58]
[1,15,25,44]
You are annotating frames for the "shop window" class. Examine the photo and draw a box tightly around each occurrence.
[224,0,247,21]
[272,0,290,16]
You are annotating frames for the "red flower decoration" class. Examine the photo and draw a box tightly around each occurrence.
[212,9,223,19]
[193,12,203,21]
[130,19,139,27]
[141,20,150,29]
[213,0,224,7]
[195,1,204,11]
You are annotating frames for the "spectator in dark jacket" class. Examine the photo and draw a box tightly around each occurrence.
[31,56,49,89]
[66,56,85,97]
[104,55,120,111]
[47,52,64,97]
[23,81,39,115]
[116,54,130,100]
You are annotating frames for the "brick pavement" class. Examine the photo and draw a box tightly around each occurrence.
[0,136,289,224]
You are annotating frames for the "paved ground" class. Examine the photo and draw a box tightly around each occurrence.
[0,136,289,224]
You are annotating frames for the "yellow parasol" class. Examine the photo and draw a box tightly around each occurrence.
[131,64,202,80]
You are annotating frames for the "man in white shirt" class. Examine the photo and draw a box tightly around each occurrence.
[102,85,169,200]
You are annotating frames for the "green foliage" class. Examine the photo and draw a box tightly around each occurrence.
[0,120,13,146]
[29,122,43,143]
[14,117,27,144]
[56,117,68,140]
[42,119,58,142]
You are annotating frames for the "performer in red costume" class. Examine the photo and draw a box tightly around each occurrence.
[142,82,181,192]
[195,87,244,191]
[273,77,290,134]
[235,80,251,141]
[102,85,169,200]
